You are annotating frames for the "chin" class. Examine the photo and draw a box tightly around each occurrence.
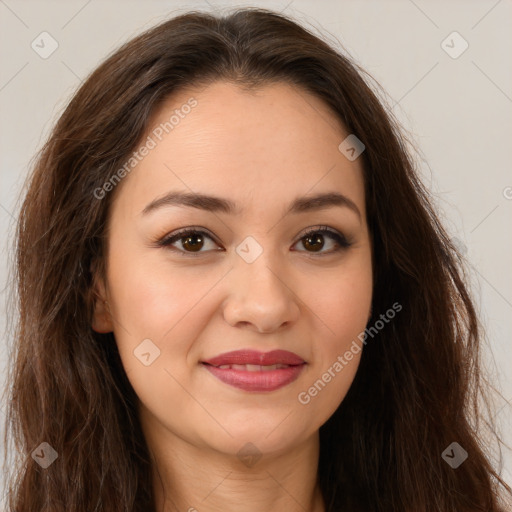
[199,420,310,460]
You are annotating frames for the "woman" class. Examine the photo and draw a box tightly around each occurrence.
[3,7,511,512]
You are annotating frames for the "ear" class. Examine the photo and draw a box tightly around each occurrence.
[90,269,114,333]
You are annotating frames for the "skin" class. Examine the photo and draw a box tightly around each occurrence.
[92,81,373,512]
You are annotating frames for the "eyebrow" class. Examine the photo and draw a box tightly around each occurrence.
[141,190,361,220]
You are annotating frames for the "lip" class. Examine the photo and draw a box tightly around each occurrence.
[201,349,306,392]
[202,349,305,367]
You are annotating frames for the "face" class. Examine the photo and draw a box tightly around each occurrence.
[92,80,373,460]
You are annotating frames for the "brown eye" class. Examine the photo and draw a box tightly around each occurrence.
[181,233,205,252]
[302,233,325,252]
[293,227,352,255]
[158,228,220,255]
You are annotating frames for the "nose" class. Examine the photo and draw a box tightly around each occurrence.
[222,254,300,334]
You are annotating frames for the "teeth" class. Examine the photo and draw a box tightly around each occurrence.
[215,363,290,371]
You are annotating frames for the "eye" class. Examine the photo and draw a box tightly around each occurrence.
[155,225,352,257]
[156,227,220,255]
[292,226,352,255]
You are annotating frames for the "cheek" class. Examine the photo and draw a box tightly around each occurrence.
[105,240,230,383]
[306,253,373,345]
[105,252,215,425]
[296,256,371,415]
[106,237,214,334]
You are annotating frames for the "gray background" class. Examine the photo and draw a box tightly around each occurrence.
[1,0,511,505]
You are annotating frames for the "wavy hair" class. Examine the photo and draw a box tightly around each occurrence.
[3,7,511,511]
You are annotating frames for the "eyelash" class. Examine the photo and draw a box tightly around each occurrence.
[155,225,352,258]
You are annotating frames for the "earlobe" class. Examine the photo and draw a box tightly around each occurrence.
[91,273,114,333]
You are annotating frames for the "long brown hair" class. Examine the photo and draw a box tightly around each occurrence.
[3,7,511,511]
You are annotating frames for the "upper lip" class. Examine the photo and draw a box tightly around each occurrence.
[202,349,305,367]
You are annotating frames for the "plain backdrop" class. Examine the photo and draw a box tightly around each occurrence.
[1,0,511,505]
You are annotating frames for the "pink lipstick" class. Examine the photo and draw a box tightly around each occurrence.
[201,349,306,392]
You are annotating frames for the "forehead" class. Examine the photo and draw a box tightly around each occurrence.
[111,80,366,222]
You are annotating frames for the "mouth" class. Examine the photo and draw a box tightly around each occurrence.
[200,349,306,392]
[206,363,294,371]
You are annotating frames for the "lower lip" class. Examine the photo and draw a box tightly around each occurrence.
[202,363,306,392]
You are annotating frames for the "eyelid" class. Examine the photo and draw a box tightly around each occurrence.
[297,225,342,241]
